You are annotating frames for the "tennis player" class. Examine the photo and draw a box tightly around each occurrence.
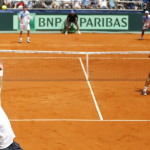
[65,10,81,34]
[142,73,150,95]
[0,63,23,150]
[18,5,31,43]
[139,11,150,40]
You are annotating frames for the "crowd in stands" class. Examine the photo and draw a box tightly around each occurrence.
[3,0,149,10]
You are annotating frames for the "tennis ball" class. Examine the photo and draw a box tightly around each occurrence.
[2,5,7,10]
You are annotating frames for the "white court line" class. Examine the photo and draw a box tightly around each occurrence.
[1,44,150,47]
[45,44,150,47]
[10,119,150,122]
[79,58,103,120]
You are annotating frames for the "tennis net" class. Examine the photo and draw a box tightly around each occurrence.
[0,50,150,81]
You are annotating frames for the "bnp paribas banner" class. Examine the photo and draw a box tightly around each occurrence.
[13,14,129,31]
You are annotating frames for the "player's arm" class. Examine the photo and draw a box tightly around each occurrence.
[145,73,150,87]
[18,13,23,24]
[27,12,32,24]
[0,62,3,89]
[75,14,78,22]
[67,14,70,21]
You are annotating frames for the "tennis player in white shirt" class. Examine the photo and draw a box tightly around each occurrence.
[18,5,31,43]
[139,10,150,40]
[0,63,23,150]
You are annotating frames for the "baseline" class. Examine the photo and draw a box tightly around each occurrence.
[10,119,150,122]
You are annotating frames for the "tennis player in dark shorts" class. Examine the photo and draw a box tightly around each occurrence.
[65,10,81,34]
[0,63,23,150]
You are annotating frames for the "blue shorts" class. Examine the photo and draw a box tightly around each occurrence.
[0,141,23,150]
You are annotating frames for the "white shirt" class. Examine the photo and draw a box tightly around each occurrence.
[99,0,108,7]
[0,106,15,149]
[19,10,31,25]
[142,15,150,24]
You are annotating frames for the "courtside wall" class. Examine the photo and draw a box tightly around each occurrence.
[0,10,146,32]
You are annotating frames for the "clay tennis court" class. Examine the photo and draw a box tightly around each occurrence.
[1,33,150,150]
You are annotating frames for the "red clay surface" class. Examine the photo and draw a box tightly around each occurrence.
[1,33,150,150]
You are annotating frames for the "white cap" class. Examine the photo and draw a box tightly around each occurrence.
[145,11,149,14]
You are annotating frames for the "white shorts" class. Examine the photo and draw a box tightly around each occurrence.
[143,23,150,30]
[20,24,30,31]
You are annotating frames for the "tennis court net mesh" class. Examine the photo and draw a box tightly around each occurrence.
[0,50,150,81]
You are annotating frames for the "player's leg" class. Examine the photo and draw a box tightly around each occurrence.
[27,30,30,43]
[26,24,30,43]
[75,22,81,34]
[0,61,3,105]
[139,26,147,40]
[142,73,150,95]
[19,24,24,43]
[65,21,71,34]
[19,31,23,43]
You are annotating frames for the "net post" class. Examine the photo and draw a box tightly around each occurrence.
[86,54,89,80]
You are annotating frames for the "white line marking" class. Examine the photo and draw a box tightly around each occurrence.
[44,45,150,47]
[79,58,103,120]
[0,50,150,55]
[10,119,150,122]
[1,44,150,47]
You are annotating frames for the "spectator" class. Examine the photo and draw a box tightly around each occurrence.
[12,0,20,8]
[33,0,47,8]
[14,1,25,9]
[82,0,90,8]
[91,0,98,8]
[143,0,149,10]
[22,0,34,8]
[51,0,61,8]
[109,0,116,9]
[98,0,109,9]
[61,0,72,9]
[123,0,135,9]
[27,0,34,8]
[72,0,82,9]
[134,0,143,10]
[44,0,53,8]
[4,0,12,8]
[115,0,125,9]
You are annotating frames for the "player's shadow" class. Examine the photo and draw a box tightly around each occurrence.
[137,38,150,41]
[11,41,19,43]
[135,88,150,95]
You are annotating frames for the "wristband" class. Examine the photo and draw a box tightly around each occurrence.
[0,70,3,77]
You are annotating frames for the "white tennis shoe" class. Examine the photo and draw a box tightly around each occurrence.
[19,39,22,43]
[27,39,30,43]
[77,30,81,34]
[139,37,143,40]
[141,90,147,96]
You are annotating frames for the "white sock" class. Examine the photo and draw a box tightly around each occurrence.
[143,86,148,92]
[20,38,22,41]
[0,70,3,76]
[27,37,30,40]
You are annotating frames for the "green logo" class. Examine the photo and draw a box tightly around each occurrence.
[13,14,128,31]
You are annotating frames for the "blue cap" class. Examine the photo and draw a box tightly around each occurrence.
[70,10,75,14]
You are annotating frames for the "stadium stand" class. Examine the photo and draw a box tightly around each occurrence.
[2,0,148,10]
